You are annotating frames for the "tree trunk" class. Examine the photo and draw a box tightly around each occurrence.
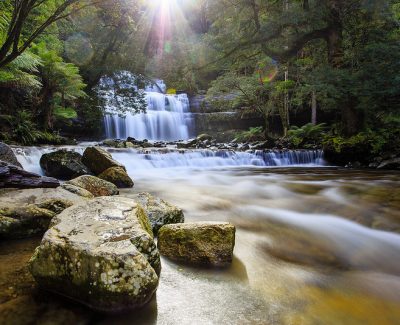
[327,0,358,135]
[311,90,317,125]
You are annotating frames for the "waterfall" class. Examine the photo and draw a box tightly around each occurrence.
[13,146,325,175]
[100,72,194,141]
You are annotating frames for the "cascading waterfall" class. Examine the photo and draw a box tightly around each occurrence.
[13,146,325,175]
[101,72,194,141]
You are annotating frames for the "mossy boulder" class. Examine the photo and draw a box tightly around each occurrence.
[60,183,95,198]
[39,150,91,180]
[197,134,213,141]
[158,222,235,266]
[0,187,83,239]
[65,175,119,197]
[82,147,125,175]
[0,142,22,167]
[98,167,134,188]
[28,196,161,312]
[131,192,184,234]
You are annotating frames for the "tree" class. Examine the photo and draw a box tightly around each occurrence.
[32,42,86,129]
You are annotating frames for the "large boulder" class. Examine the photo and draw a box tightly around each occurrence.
[131,192,184,234]
[0,142,22,167]
[39,150,91,180]
[98,167,134,188]
[0,187,85,239]
[65,175,119,197]
[0,161,59,189]
[158,222,236,267]
[82,147,125,175]
[29,196,161,312]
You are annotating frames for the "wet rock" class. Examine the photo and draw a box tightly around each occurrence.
[0,187,84,239]
[0,142,22,167]
[29,196,160,312]
[197,134,213,141]
[0,161,59,189]
[103,139,123,147]
[39,150,91,180]
[158,222,235,266]
[177,139,197,149]
[377,157,400,170]
[82,147,125,175]
[98,167,134,188]
[61,183,95,198]
[65,175,119,197]
[131,192,184,234]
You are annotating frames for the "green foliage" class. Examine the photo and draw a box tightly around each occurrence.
[234,127,265,143]
[54,107,78,119]
[0,51,42,90]
[7,111,42,145]
[288,123,327,148]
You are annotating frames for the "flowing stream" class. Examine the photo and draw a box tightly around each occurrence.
[2,146,400,324]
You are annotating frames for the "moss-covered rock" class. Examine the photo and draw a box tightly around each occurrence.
[28,196,161,312]
[158,222,235,267]
[0,142,22,167]
[39,150,91,180]
[0,188,85,239]
[60,183,95,198]
[66,175,119,197]
[131,192,184,235]
[82,147,125,175]
[98,167,134,188]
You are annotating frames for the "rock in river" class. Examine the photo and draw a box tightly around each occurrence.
[82,146,125,175]
[65,175,119,197]
[98,166,134,188]
[0,187,86,239]
[29,196,161,312]
[39,150,91,180]
[158,222,236,267]
[0,142,22,167]
[0,161,59,189]
[131,192,184,234]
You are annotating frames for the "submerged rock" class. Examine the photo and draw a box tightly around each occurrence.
[65,175,119,197]
[82,147,125,175]
[158,222,235,266]
[98,166,134,188]
[0,142,22,167]
[29,196,160,312]
[39,150,91,180]
[0,161,59,189]
[131,192,184,234]
[0,187,84,239]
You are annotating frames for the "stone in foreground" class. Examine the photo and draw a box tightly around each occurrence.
[0,187,85,239]
[39,150,91,180]
[82,146,125,175]
[98,166,134,188]
[158,222,235,267]
[65,175,119,197]
[29,196,161,312]
[131,192,184,234]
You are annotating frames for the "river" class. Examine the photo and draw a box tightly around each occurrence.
[1,147,400,324]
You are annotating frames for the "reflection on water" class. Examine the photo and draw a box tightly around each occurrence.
[1,167,400,324]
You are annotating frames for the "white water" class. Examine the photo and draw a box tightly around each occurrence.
[13,146,325,175]
[8,145,400,323]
